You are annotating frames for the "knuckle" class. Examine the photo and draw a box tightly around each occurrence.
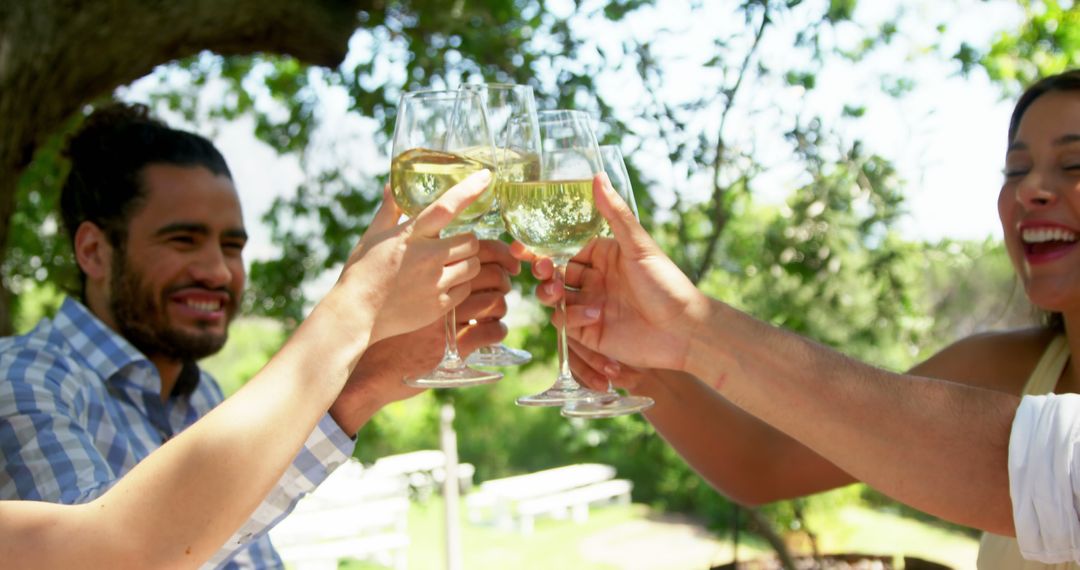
[466,258,483,279]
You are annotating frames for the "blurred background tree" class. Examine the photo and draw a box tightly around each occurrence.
[8,0,1079,563]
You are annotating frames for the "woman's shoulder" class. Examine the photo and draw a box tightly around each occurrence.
[910,327,1058,394]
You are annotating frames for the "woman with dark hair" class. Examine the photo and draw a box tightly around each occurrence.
[522,69,1080,566]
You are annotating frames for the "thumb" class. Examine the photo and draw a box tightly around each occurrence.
[368,183,404,234]
[413,168,493,237]
[593,173,658,257]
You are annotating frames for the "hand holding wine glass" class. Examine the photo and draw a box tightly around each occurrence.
[513,172,711,375]
[338,179,490,344]
[561,145,654,418]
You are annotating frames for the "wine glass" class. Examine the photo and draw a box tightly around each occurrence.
[462,83,539,367]
[390,88,503,388]
[561,145,655,418]
[500,110,612,406]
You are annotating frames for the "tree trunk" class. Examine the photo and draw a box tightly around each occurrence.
[745,506,799,570]
[0,0,370,333]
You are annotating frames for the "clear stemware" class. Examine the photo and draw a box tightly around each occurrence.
[462,83,539,367]
[499,110,611,406]
[390,88,503,388]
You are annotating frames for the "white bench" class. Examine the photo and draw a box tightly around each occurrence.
[270,460,410,570]
[369,449,475,500]
[466,463,633,534]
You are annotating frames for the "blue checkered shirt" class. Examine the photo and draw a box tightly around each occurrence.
[0,298,354,568]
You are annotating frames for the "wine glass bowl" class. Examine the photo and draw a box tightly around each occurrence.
[499,177,605,262]
[391,90,497,228]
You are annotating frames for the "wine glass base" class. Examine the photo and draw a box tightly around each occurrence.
[561,394,655,418]
[404,366,503,389]
[467,344,532,367]
[515,385,611,407]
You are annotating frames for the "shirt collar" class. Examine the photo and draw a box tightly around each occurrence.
[53,297,155,383]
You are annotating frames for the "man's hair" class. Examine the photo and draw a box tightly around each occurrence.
[60,102,233,297]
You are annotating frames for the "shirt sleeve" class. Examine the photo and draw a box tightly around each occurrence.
[0,347,119,504]
[1009,393,1080,563]
[205,412,354,568]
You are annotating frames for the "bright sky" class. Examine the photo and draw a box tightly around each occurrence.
[831,1,1023,243]
[129,0,1025,268]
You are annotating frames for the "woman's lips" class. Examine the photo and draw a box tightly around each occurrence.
[1023,240,1080,265]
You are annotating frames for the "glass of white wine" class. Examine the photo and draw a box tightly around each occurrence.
[500,110,612,406]
[390,88,503,388]
[561,145,655,418]
[462,83,540,367]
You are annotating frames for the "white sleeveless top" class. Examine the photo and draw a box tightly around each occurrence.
[978,335,1076,569]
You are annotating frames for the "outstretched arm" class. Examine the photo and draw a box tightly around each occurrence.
[0,172,493,569]
[525,174,1018,535]
[551,328,855,505]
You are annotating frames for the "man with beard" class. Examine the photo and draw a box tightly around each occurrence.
[0,103,516,568]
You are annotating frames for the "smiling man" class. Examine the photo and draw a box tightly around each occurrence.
[91,163,247,398]
[0,103,516,568]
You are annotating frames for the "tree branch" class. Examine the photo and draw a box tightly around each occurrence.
[693,1,771,284]
[0,0,369,332]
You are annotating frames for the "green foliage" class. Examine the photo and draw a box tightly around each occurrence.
[11,281,65,335]
[916,239,1032,358]
[826,0,858,23]
[971,0,1080,92]
[199,318,287,396]
[8,115,84,309]
[7,0,1048,550]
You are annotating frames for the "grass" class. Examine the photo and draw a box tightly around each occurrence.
[330,496,978,570]
[403,500,638,570]
[804,504,979,569]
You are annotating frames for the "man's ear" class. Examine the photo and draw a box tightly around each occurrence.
[73,221,112,281]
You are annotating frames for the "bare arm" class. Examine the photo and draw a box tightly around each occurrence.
[621,333,1044,505]
[559,337,854,505]
[0,174,493,568]
[529,174,1019,535]
[534,256,1039,509]
[637,369,856,504]
[683,301,1017,535]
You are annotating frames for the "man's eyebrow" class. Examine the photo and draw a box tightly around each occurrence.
[223,228,248,241]
[155,222,208,237]
[154,223,248,241]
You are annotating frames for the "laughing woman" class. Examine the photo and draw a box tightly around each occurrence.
[524,70,1080,566]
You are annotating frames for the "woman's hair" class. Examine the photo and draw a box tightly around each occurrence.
[1008,70,1080,144]
[1007,70,1080,333]
[60,102,232,297]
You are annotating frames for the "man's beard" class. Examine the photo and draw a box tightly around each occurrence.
[109,250,235,361]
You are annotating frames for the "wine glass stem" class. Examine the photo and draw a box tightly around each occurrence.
[443,308,464,366]
[553,261,580,391]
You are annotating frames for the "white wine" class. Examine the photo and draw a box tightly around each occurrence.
[499,179,603,260]
[390,148,496,225]
[461,147,540,183]
[462,147,540,235]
